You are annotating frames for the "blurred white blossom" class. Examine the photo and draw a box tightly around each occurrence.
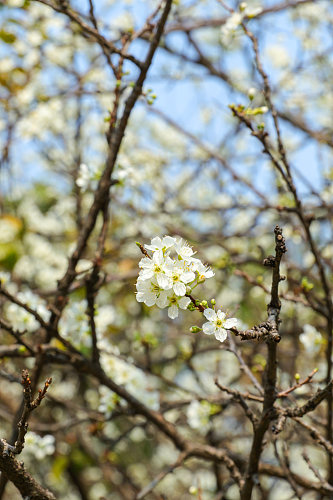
[76,163,102,191]
[23,433,55,460]
[300,324,323,354]
[6,289,50,332]
[187,400,213,434]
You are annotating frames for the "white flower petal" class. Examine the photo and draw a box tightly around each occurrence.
[144,293,157,307]
[139,257,152,269]
[178,296,191,309]
[224,318,238,329]
[136,292,145,302]
[162,236,176,248]
[203,308,216,321]
[145,237,162,251]
[173,282,186,296]
[157,273,172,289]
[168,304,179,319]
[156,293,168,308]
[181,271,195,283]
[139,269,154,280]
[203,322,215,335]
[217,310,226,321]
[215,328,227,343]
[153,250,164,264]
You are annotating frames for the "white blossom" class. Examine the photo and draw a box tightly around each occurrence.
[59,300,91,349]
[220,12,243,46]
[299,324,323,354]
[100,353,160,413]
[144,236,176,253]
[165,293,191,319]
[136,277,169,308]
[139,251,172,289]
[6,290,50,333]
[174,238,195,260]
[76,163,102,191]
[23,433,55,460]
[202,308,238,342]
[187,400,212,434]
[165,261,195,296]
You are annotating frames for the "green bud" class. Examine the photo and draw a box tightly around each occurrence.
[295,373,300,382]
[301,277,314,292]
[190,326,202,333]
[200,300,208,307]
[211,299,216,305]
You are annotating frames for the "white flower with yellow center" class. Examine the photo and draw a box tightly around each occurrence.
[174,238,195,261]
[300,324,323,354]
[203,308,238,342]
[165,293,191,319]
[138,251,172,289]
[136,277,169,308]
[165,260,195,296]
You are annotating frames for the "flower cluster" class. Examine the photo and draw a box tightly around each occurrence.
[136,236,214,319]
[100,352,160,416]
[23,432,55,460]
[136,236,239,344]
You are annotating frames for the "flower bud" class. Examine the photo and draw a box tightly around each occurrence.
[211,299,216,305]
[248,87,256,100]
[190,326,202,333]
[200,300,208,307]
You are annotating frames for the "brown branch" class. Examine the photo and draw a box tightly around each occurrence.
[215,379,258,426]
[0,439,56,500]
[259,462,333,495]
[294,417,333,456]
[8,370,52,455]
[277,368,318,398]
[136,451,187,499]
[31,0,142,68]
[241,227,286,500]
[53,0,173,311]
[283,380,333,419]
